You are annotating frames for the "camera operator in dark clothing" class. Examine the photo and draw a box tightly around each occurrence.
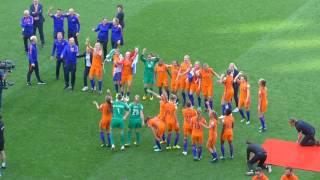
[289,118,320,146]
[246,141,271,176]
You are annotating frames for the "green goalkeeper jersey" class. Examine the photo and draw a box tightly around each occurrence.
[112,100,129,120]
[129,103,144,120]
[140,54,159,76]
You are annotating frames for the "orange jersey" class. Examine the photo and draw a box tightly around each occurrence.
[91,52,103,68]
[223,115,234,134]
[155,64,168,81]
[280,174,299,180]
[170,65,179,81]
[239,81,250,100]
[165,102,177,123]
[182,108,197,126]
[158,100,167,121]
[208,119,218,138]
[112,54,121,74]
[100,103,112,121]
[259,87,268,113]
[122,59,133,77]
[224,75,234,94]
[148,117,165,129]
[191,116,206,136]
[252,174,269,180]
[179,62,191,80]
[200,68,214,86]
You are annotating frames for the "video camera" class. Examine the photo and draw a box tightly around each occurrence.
[0,60,15,89]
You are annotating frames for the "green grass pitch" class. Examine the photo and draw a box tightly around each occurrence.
[1,0,320,179]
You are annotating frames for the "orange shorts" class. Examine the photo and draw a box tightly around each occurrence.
[183,124,192,137]
[121,74,132,84]
[222,131,233,142]
[223,90,234,102]
[206,135,217,149]
[192,134,203,144]
[157,78,169,87]
[166,120,179,133]
[189,82,200,95]
[178,77,189,90]
[171,81,178,92]
[156,126,165,139]
[259,103,268,113]
[99,119,111,131]
[89,67,103,79]
[238,98,250,109]
[202,85,213,97]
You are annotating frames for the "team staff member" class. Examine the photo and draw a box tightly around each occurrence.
[51,32,68,80]
[30,0,45,46]
[111,18,123,49]
[48,8,65,39]
[92,18,112,56]
[116,5,125,29]
[27,36,45,86]
[77,42,92,92]
[0,117,6,175]
[61,37,78,90]
[246,141,271,175]
[21,10,34,53]
[228,63,240,112]
[66,8,80,46]
[289,118,320,146]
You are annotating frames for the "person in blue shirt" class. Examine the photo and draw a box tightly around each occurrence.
[92,18,112,57]
[30,0,45,46]
[61,37,79,90]
[66,8,80,46]
[51,32,68,80]
[48,8,65,39]
[111,18,123,49]
[289,118,320,146]
[27,36,45,86]
[21,10,34,53]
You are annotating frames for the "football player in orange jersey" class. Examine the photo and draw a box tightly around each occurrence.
[176,55,192,106]
[112,49,124,95]
[234,72,251,124]
[258,79,268,133]
[154,59,170,97]
[205,101,219,163]
[219,70,234,117]
[182,101,197,155]
[86,39,104,94]
[220,108,234,160]
[191,108,207,161]
[165,95,180,150]
[200,63,220,111]
[145,116,166,152]
[168,60,179,100]
[121,48,138,101]
[280,167,299,180]
[188,61,201,107]
[93,95,113,147]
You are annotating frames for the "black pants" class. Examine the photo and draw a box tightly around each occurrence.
[53,31,65,39]
[97,40,108,57]
[33,20,45,44]
[111,39,123,49]
[83,66,90,87]
[233,83,239,107]
[27,63,41,83]
[0,86,2,111]
[56,57,66,80]
[247,152,267,171]
[23,35,31,53]
[65,64,76,89]
[68,31,79,46]
[300,133,316,146]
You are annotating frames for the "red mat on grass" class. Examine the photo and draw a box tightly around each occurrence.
[262,139,320,172]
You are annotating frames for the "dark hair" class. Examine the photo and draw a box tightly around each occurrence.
[288,118,297,124]
[242,75,248,81]
[260,79,266,86]
[117,4,123,9]
[144,116,151,124]
[57,8,62,11]
[255,167,262,172]
[225,108,232,116]
[227,69,232,75]
[117,94,122,100]
[211,111,218,120]
[106,96,113,112]
[285,167,293,172]
[246,140,252,144]
[185,101,191,108]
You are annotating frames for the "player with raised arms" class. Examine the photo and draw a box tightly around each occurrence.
[93,94,113,147]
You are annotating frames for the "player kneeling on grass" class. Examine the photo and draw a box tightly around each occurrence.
[234,72,251,124]
[245,141,272,176]
[280,167,299,180]
[289,118,320,146]
[182,101,197,155]
[110,94,129,151]
[252,167,269,180]
[220,108,234,160]
[165,95,180,150]
[205,102,219,163]
[125,95,144,146]
[190,108,207,161]
[145,116,166,152]
[93,95,113,147]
